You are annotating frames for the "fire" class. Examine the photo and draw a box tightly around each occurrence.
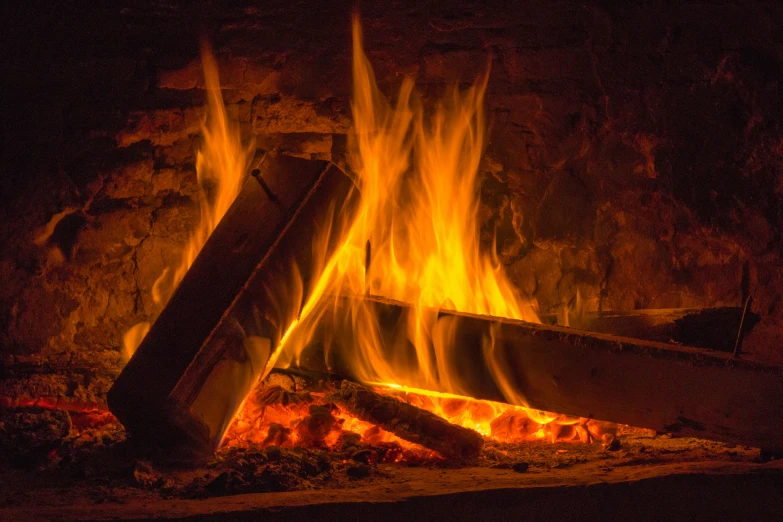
[122,43,253,360]
[121,15,611,453]
[383,387,617,445]
[233,15,602,450]
[152,43,253,306]
[225,384,442,461]
[268,15,538,401]
[121,322,150,361]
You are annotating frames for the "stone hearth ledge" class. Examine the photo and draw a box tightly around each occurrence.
[2,459,782,521]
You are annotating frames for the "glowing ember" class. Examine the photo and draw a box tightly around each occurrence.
[376,384,616,445]
[224,378,618,460]
[224,382,443,463]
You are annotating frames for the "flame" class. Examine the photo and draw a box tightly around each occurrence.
[122,44,252,360]
[268,15,538,400]
[121,321,150,362]
[152,43,253,307]
[117,17,617,451]
[235,16,615,448]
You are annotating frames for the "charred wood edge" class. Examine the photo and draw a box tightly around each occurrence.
[326,380,484,460]
[538,306,760,352]
[734,261,753,357]
[108,151,357,454]
[291,295,783,453]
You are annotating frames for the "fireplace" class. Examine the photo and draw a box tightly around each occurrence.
[3,2,783,520]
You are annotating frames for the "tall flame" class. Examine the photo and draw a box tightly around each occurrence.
[268,16,539,402]
[123,44,252,360]
[153,44,253,306]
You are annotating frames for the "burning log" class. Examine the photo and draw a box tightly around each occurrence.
[108,152,357,454]
[547,307,760,352]
[327,380,484,460]
[294,297,783,453]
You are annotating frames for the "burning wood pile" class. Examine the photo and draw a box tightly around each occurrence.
[5,7,783,517]
[103,16,783,468]
[224,375,623,459]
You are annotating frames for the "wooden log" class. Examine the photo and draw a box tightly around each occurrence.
[108,152,358,454]
[292,296,783,453]
[543,307,760,352]
[327,380,484,459]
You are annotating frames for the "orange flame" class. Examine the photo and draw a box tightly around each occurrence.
[152,43,253,307]
[116,17,615,450]
[236,17,615,445]
[122,44,253,360]
[266,16,539,403]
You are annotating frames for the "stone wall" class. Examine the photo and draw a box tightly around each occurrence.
[2,1,783,404]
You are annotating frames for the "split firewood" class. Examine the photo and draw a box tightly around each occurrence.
[293,296,783,454]
[108,152,358,455]
[327,380,484,460]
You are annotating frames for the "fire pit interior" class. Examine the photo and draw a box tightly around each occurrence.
[3,2,783,520]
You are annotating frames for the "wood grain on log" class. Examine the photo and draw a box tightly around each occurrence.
[327,380,484,459]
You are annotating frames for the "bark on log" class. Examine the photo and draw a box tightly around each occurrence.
[108,152,358,454]
[294,296,783,453]
[327,380,484,460]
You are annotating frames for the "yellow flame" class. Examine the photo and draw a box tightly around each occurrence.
[152,43,253,306]
[118,18,604,446]
[121,321,150,362]
[123,43,252,359]
[268,15,539,401]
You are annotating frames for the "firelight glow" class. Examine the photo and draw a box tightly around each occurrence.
[228,16,594,448]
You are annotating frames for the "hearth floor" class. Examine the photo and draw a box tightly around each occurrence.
[2,426,782,521]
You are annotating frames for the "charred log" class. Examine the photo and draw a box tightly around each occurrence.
[327,380,484,460]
